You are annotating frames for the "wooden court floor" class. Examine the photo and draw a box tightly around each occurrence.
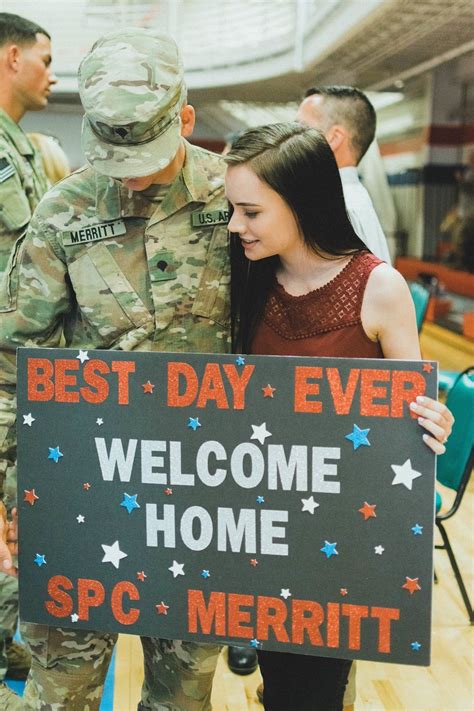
[113,323,474,711]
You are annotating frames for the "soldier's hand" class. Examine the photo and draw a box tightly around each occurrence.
[0,505,18,577]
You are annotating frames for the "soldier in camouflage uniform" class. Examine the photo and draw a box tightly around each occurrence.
[0,28,229,710]
[0,13,56,708]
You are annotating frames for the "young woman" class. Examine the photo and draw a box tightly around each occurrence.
[224,122,453,711]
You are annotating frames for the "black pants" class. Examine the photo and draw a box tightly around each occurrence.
[258,650,352,711]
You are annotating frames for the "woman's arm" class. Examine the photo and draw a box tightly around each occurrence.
[361,264,453,453]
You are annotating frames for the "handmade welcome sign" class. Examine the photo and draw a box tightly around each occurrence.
[17,348,437,665]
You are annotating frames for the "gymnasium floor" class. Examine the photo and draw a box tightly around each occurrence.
[6,322,474,710]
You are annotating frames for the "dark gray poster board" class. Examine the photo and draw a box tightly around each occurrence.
[17,348,437,665]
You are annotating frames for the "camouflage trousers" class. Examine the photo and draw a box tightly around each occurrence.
[0,574,19,680]
[22,623,220,710]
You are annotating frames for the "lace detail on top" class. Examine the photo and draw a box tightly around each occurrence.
[262,251,382,340]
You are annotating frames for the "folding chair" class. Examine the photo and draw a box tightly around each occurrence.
[435,366,474,623]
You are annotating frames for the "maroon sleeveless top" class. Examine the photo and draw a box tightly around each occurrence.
[251,251,384,358]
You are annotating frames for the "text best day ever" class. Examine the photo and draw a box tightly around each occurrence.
[26,357,426,416]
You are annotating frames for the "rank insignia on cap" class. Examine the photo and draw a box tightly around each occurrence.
[0,158,15,183]
[191,209,229,228]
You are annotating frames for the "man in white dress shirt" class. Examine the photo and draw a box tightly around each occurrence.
[297,85,392,264]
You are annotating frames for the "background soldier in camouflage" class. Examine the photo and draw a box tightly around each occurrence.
[0,13,56,708]
[0,28,229,710]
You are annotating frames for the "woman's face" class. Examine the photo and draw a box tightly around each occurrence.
[225,164,302,261]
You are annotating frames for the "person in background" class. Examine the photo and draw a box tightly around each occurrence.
[225,122,453,711]
[455,150,474,271]
[0,12,56,708]
[297,85,392,265]
[0,13,55,277]
[439,151,474,270]
[27,133,70,184]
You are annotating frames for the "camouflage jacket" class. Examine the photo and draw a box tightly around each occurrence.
[0,109,49,278]
[0,140,230,482]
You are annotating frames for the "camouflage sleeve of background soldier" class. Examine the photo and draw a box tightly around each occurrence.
[0,207,71,494]
[0,140,32,273]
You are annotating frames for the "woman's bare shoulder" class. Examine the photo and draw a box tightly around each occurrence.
[365,262,410,304]
[361,262,416,345]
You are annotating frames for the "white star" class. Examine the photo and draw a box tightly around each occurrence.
[280,588,292,600]
[301,496,320,514]
[101,541,127,569]
[22,413,35,427]
[96,418,104,426]
[77,350,89,364]
[168,560,185,578]
[391,459,422,490]
[374,545,385,555]
[71,613,79,622]
[250,422,272,445]
[76,514,85,524]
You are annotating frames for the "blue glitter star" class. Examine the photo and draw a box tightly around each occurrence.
[235,356,246,366]
[201,569,210,579]
[345,424,370,450]
[411,641,421,651]
[120,493,140,514]
[188,417,201,431]
[320,541,338,559]
[48,446,63,463]
[256,496,265,504]
[411,523,423,535]
[250,638,261,649]
[34,554,46,567]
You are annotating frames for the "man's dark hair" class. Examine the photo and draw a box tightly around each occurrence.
[304,85,376,163]
[0,13,50,48]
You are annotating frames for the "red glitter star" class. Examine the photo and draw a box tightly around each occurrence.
[164,487,173,495]
[358,502,377,520]
[402,577,421,594]
[250,559,258,567]
[422,363,434,372]
[142,381,155,394]
[340,588,348,596]
[262,384,276,398]
[83,482,91,491]
[136,571,147,582]
[155,601,169,615]
[24,489,39,506]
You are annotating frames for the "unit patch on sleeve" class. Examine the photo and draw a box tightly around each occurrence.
[191,209,229,228]
[62,219,127,246]
[0,157,16,183]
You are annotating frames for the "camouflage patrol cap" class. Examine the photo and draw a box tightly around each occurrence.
[79,28,185,178]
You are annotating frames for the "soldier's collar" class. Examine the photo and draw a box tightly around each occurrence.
[94,174,157,220]
[181,140,223,204]
[0,109,34,156]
